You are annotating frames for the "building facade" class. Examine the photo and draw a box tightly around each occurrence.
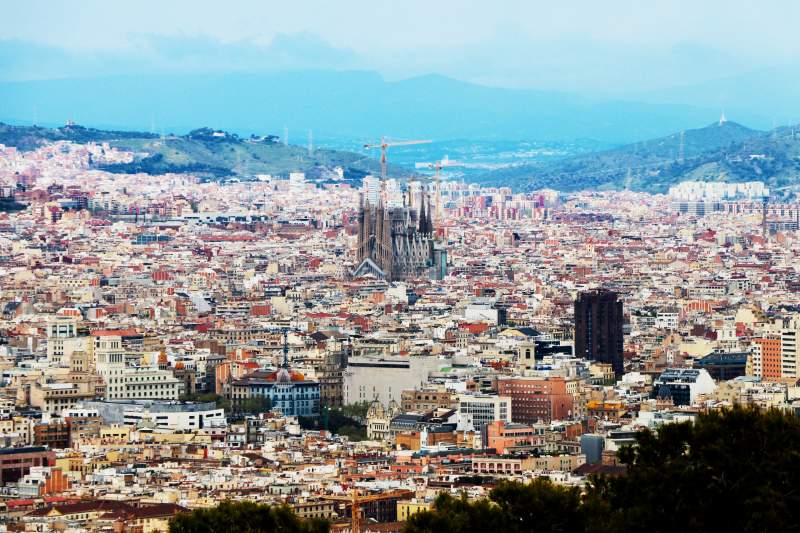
[574,289,625,376]
[354,191,444,281]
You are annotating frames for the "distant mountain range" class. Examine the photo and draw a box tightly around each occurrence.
[0,71,720,144]
[0,122,388,182]
[478,120,800,194]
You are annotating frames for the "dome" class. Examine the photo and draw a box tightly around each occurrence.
[276,368,292,383]
[367,399,384,418]
[387,399,401,417]
[267,368,306,382]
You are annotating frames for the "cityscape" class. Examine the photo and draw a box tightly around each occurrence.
[2,1,800,532]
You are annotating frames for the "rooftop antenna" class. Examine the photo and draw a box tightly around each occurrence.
[762,194,768,239]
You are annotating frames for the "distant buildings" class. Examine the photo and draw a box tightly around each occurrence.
[574,290,625,377]
[668,181,769,201]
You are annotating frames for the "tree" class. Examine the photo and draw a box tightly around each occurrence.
[238,396,272,415]
[402,492,506,533]
[405,407,800,533]
[180,392,232,412]
[585,405,800,533]
[340,401,371,421]
[169,500,329,533]
[403,479,583,533]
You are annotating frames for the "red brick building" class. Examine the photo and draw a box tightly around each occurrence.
[0,447,57,486]
[485,421,546,454]
[496,377,573,423]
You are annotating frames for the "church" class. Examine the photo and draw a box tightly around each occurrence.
[354,187,446,281]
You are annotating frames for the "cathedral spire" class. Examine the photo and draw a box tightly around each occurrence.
[282,328,290,368]
[419,194,428,235]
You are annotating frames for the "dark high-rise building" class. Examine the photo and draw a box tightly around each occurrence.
[574,289,624,376]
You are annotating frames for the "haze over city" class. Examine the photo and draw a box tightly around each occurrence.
[0,2,799,533]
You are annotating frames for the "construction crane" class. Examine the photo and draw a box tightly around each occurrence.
[364,137,431,180]
[325,488,413,533]
[415,156,463,224]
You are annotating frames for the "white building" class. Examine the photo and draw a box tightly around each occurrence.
[457,393,512,429]
[652,368,717,406]
[85,400,225,431]
[780,316,800,379]
[46,317,84,366]
[343,355,445,406]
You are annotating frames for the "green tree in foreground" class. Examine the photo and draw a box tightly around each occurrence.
[405,406,800,533]
[169,500,329,533]
[585,405,800,532]
[404,479,583,533]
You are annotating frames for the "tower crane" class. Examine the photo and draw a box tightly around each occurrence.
[363,137,431,180]
[322,488,413,533]
[416,156,463,224]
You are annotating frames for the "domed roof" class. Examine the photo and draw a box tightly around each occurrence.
[276,368,291,383]
[367,399,384,418]
[266,368,306,382]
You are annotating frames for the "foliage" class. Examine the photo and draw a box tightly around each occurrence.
[405,407,800,533]
[584,405,800,533]
[335,424,367,441]
[98,153,234,177]
[0,122,387,181]
[403,479,583,533]
[298,407,367,440]
[180,392,230,411]
[340,401,371,421]
[478,121,800,194]
[0,121,158,151]
[169,500,328,533]
[179,393,270,415]
[235,396,272,415]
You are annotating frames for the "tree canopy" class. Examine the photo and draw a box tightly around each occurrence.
[584,405,800,532]
[405,406,800,533]
[169,500,329,533]
[404,479,583,533]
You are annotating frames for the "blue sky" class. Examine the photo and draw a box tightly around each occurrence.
[3,0,799,93]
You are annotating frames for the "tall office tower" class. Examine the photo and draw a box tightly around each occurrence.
[574,289,624,377]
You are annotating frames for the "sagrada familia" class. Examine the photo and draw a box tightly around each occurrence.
[354,189,446,282]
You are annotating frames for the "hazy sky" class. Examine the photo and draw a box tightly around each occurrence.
[2,0,800,97]
[4,0,798,54]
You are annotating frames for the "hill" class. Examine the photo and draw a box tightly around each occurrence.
[0,71,718,144]
[0,122,158,151]
[477,120,800,193]
[0,123,390,181]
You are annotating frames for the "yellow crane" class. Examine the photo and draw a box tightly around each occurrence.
[363,137,431,180]
[325,488,413,533]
